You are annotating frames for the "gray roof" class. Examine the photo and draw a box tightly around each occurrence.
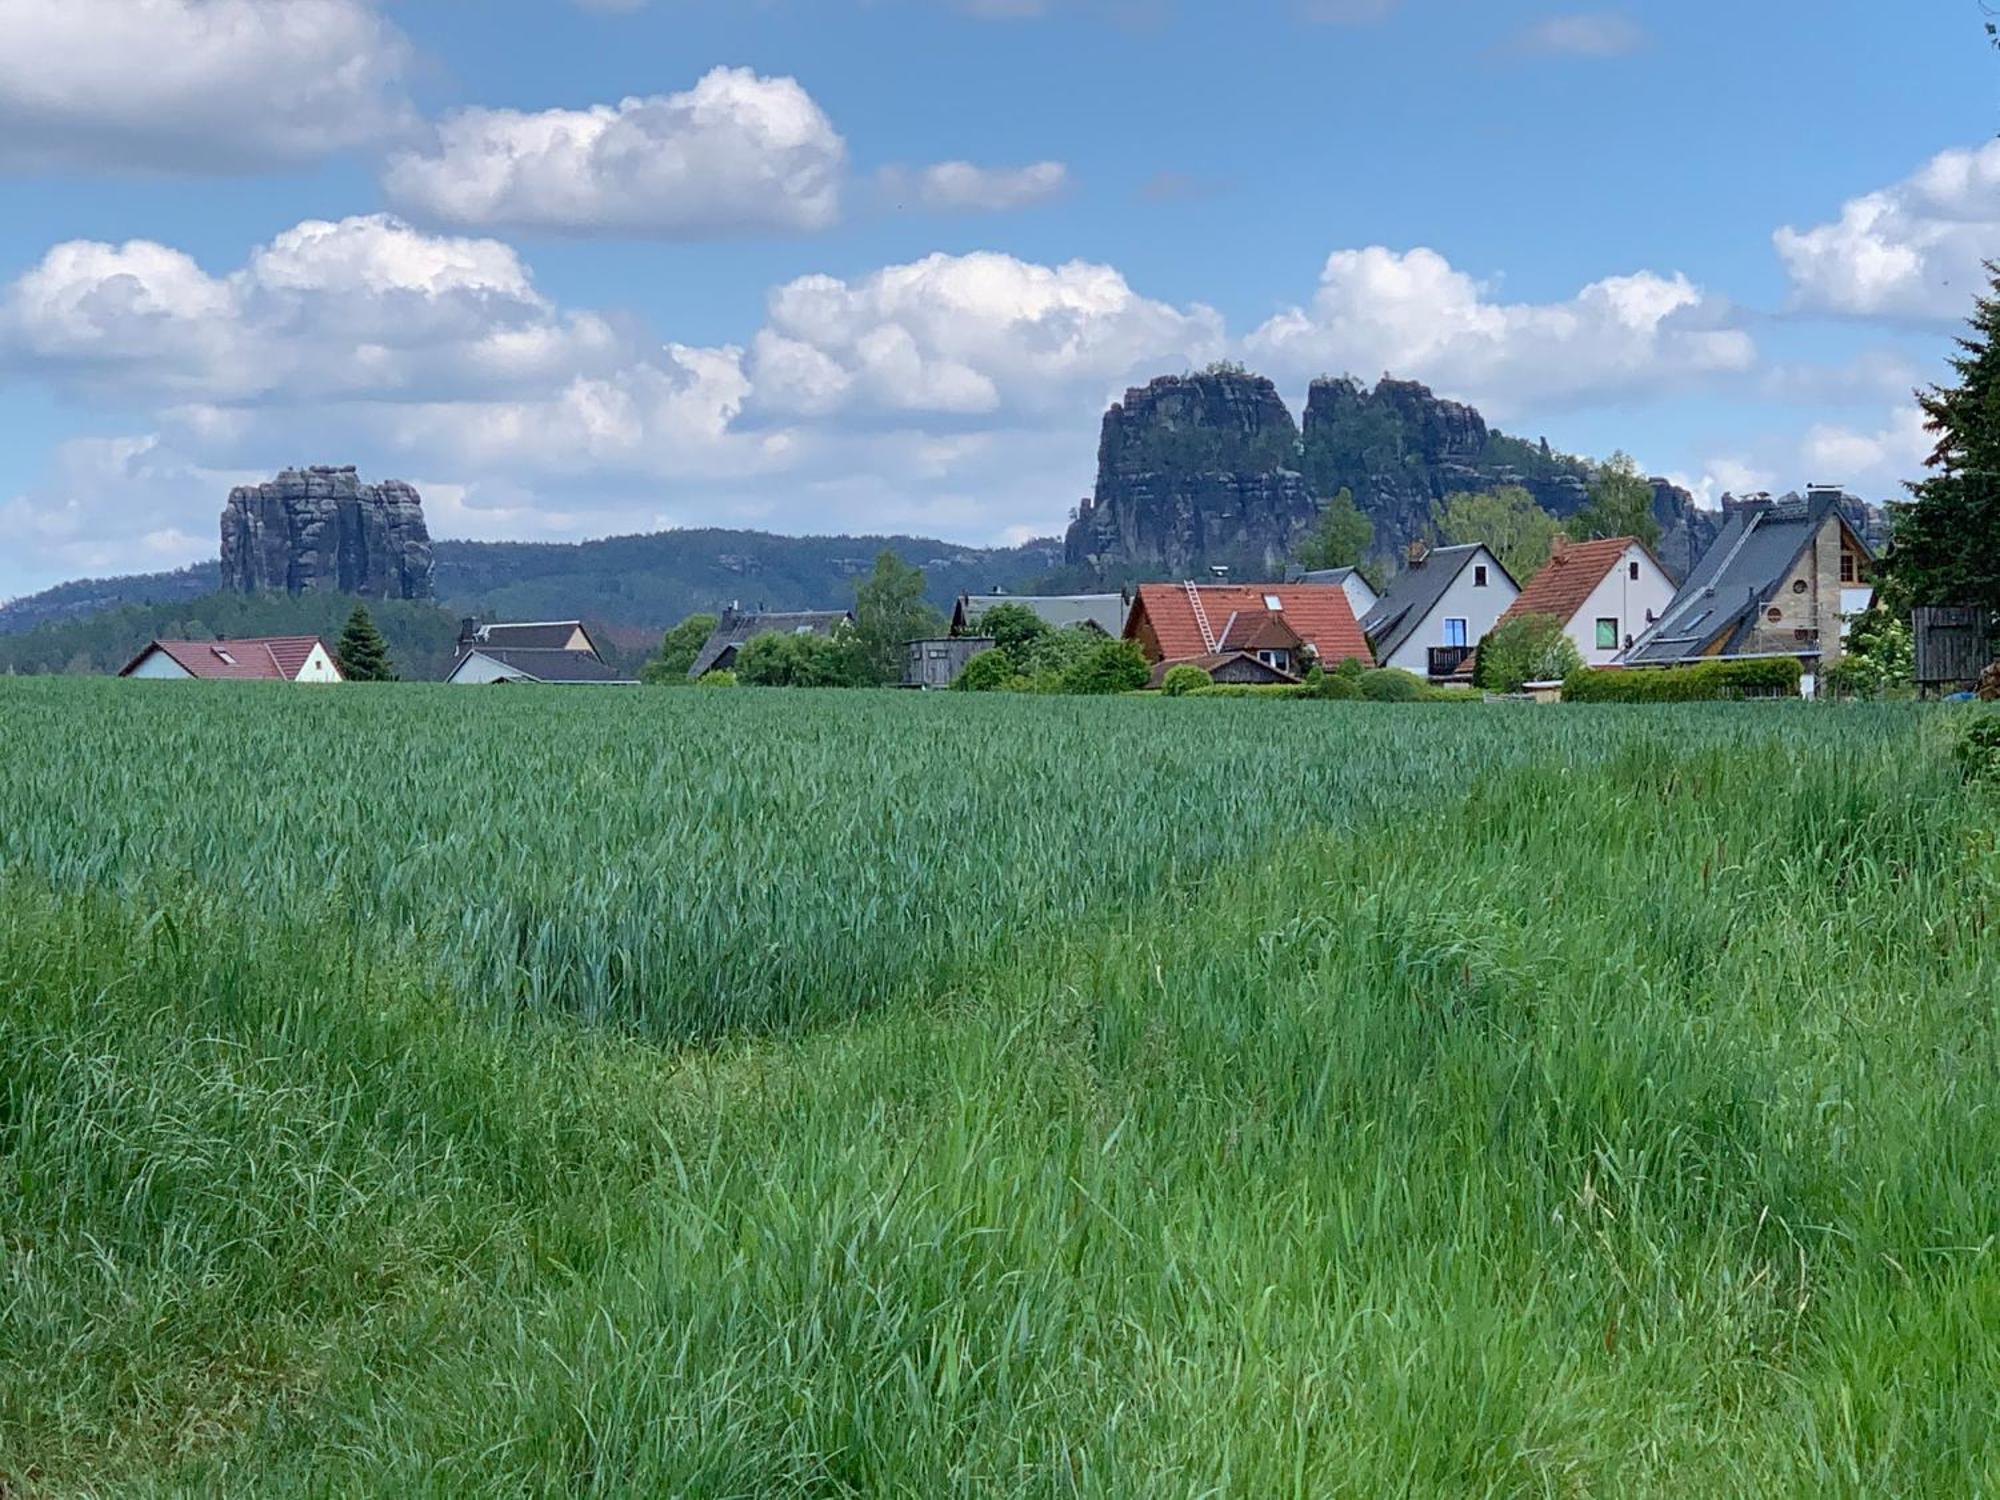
[1361,545,1511,663]
[456,648,636,684]
[1623,493,1860,665]
[1293,566,1361,587]
[954,592,1128,637]
[473,621,600,655]
[689,609,852,679]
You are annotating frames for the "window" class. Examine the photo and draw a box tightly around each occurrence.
[1596,618,1619,650]
[1628,561,1641,581]
[1840,554,1856,583]
[1473,566,1489,588]
[1792,579,1809,595]
[212,648,236,665]
[1443,618,1469,648]
[1766,607,1784,623]
[1264,594,1283,611]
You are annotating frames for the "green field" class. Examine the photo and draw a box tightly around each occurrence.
[1,681,1995,1496]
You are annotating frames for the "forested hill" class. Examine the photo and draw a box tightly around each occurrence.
[0,526,1066,645]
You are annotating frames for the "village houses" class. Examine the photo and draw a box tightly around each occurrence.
[1361,543,1520,680]
[120,636,344,683]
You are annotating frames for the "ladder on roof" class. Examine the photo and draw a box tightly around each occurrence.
[1185,580,1218,652]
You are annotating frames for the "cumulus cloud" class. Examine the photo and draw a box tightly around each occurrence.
[0,0,414,172]
[382,68,846,237]
[878,161,1071,213]
[1499,12,1647,58]
[1244,246,1754,417]
[1775,140,2000,321]
[1801,406,1929,490]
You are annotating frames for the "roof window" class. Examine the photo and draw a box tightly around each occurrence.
[1264,594,1283,611]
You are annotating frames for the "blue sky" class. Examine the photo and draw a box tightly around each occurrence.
[1,0,1993,599]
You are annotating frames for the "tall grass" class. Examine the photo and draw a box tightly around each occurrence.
[0,682,1992,1495]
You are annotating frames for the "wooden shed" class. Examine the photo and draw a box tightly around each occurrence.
[904,637,996,689]
[1913,607,1994,694]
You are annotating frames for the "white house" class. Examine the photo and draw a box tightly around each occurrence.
[1361,543,1519,678]
[447,617,638,685]
[119,636,344,682]
[1296,566,1381,624]
[1493,537,1678,669]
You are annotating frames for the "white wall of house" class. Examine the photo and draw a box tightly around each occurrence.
[1340,574,1379,622]
[1379,548,1517,675]
[447,651,525,685]
[297,643,343,683]
[126,649,192,679]
[1566,545,1678,667]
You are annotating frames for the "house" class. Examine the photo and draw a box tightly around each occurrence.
[448,617,637,685]
[1361,543,1519,679]
[1620,491,1875,687]
[905,636,996,689]
[119,636,343,682]
[1146,652,1300,688]
[950,591,1129,638]
[1126,582,1374,681]
[688,606,854,680]
[1290,566,1380,623]
[1490,536,1678,669]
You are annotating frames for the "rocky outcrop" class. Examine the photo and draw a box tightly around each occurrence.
[1064,371,1319,577]
[220,466,434,599]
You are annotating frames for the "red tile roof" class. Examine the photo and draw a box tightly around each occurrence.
[120,636,336,681]
[1129,583,1373,667]
[1496,539,1649,632]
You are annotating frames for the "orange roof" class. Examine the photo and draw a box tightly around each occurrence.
[1496,538,1648,632]
[1129,583,1373,667]
[120,636,335,681]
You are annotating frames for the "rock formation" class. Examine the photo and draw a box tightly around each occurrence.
[1065,372,1733,583]
[220,466,435,599]
[1064,371,1319,578]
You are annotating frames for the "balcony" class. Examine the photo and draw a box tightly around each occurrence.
[1427,644,1475,679]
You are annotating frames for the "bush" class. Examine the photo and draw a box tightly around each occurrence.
[1563,658,1804,703]
[1307,670,1360,701]
[734,630,864,688]
[695,670,737,687]
[1979,661,2000,702]
[1186,683,1307,700]
[1061,639,1152,696]
[1474,613,1582,694]
[1420,685,1484,704]
[1161,664,1211,697]
[1359,668,1426,703]
[1822,655,1887,702]
[1333,656,1367,681]
[1956,715,2000,783]
[953,650,1020,694]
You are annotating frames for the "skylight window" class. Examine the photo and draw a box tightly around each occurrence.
[1264,594,1283,611]
[212,648,236,665]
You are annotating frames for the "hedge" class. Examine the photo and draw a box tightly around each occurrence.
[1563,658,1804,703]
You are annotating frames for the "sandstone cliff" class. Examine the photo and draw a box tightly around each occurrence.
[1064,371,1319,578]
[220,466,435,599]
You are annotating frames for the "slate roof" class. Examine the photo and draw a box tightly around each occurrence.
[119,636,334,681]
[1361,545,1513,663]
[1128,584,1373,667]
[470,621,600,655]
[953,592,1129,637]
[1496,538,1652,631]
[452,648,636,684]
[1623,494,1867,666]
[688,609,853,679]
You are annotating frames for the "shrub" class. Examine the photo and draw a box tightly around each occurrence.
[1420,685,1484,704]
[1314,674,1361,701]
[1359,668,1426,703]
[1563,658,1803,703]
[1822,655,1887,702]
[1474,613,1582,694]
[1061,639,1152,696]
[1333,656,1367,681]
[1161,664,1211,697]
[954,650,1019,694]
[696,670,737,687]
[734,630,863,688]
[1187,683,1306,700]
[1979,661,2000,702]
[1955,715,2000,783]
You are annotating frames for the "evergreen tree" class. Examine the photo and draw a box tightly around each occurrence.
[1882,262,2000,619]
[1293,488,1375,571]
[336,605,395,682]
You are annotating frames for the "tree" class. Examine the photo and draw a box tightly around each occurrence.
[733,630,863,687]
[1473,613,1583,694]
[1294,488,1375,572]
[1433,486,1562,582]
[336,605,395,681]
[953,650,1024,693]
[976,603,1050,657]
[640,613,717,685]
[1881,262,2000,619]
[851,551,942,687]
[1060,639,1151,695]
[1160,664,1210,696]
[1571,452,1662,550]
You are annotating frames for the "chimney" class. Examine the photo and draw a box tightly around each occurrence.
[1551,533,1570,559]
[458,617,478,647]
[1407,539,1430,568]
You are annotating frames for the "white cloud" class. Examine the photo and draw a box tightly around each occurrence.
[0,0,413,172]
[1244,246,1755,417]
[1500,12,1647,58]
[1801,406,1928,490]
[750,251,1224,417]
[383,68,846,237]
[878,161,1071,213]
[1775,140,2000,321]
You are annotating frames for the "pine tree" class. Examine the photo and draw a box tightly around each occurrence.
[1883,262,2000,617]
[336,605,395,682]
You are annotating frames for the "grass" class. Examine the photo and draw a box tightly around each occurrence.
[0,681,1994,1496]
